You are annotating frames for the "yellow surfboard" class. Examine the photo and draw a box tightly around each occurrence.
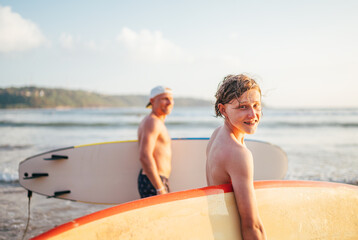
[32,180,358,240]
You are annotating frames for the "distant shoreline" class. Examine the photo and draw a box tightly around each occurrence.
[0,86,212,109]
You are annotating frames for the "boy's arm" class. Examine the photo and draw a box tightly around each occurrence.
[226,148,266,240]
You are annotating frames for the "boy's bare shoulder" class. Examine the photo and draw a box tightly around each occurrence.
[231,142,252,161]
[227,143,253,177]
[235,143,252,156]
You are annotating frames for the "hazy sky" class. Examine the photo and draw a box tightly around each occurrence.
[0,0,357,108]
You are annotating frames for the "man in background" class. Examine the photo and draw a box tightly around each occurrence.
[137,86,174,198]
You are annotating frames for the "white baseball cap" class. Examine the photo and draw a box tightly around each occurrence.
[146,86,172,108]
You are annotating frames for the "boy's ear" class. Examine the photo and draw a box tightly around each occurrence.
[218,103,227,117]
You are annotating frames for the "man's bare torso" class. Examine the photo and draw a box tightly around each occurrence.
[138,114,172,177]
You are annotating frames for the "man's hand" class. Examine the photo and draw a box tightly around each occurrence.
[156,187,168,195]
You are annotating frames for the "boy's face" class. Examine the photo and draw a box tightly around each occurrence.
[222,89,261,135]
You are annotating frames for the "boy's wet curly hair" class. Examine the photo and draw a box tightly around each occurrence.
[215,74,261,118]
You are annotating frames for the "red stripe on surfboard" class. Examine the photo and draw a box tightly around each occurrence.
[32,180,358,239]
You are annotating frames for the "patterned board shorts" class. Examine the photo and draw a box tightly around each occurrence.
[137,169,170,198]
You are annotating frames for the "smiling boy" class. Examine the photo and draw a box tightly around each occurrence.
[206,74,266,240]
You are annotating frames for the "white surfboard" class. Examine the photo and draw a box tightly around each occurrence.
[32,181,358,240]
[18,138,287,204]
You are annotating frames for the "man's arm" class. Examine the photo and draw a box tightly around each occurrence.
[226,148,266,240]
[138,118,167,194]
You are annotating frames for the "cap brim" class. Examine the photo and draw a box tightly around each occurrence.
[146,102,152,108]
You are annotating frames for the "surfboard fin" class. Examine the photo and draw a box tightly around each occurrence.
[44,155,68,160]
[23,173,49,179]
[48,190,71,198]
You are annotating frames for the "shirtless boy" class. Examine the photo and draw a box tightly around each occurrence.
[206,74,267,240]
[137,86,174,198]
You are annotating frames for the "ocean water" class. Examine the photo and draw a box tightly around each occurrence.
[1,107,358,239]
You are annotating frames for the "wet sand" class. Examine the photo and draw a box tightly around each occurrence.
[0,183,108,240]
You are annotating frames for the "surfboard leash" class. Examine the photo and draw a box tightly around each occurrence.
[21,190,32,240]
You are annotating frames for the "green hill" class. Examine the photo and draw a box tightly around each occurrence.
[0,87,212,109]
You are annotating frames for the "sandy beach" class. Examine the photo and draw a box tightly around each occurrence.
[0,183,108,240]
